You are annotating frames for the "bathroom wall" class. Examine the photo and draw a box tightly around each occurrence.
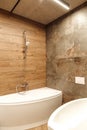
[46,4,87,103]
[0,11,46,95]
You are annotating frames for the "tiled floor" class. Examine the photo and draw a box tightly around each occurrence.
[26,124,48,130]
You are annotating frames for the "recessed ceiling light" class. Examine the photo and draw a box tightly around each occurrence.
[54,0,70,10]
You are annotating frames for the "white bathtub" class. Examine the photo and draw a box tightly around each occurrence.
[0,87,62,130]
[48,98,87,130]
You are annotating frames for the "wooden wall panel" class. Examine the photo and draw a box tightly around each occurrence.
[0,12,46,95]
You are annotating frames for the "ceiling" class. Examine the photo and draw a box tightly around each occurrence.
[0,0,86,25]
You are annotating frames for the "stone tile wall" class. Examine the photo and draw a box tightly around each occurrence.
[46,5,87,103]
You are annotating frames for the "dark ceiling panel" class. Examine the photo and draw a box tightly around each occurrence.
[0,0,18,11]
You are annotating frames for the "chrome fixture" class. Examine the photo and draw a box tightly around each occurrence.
[23,31,30,59]
[16,31,30,94]
[54,0,70,10]
[16,82,29,94]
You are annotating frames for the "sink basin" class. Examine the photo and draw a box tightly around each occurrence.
[48,98,87,130]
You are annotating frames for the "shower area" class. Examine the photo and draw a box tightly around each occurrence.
[0,14,46,95]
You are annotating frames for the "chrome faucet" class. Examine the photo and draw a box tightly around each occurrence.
[16,82,29,94]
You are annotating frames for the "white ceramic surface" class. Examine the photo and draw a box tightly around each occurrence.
[0,87,62,130]
[48,98,87,130]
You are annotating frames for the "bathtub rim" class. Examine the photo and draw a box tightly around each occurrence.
[0,87,62,105]
[0,94,62,106]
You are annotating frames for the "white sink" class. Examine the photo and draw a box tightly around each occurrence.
[48,98,87,130]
